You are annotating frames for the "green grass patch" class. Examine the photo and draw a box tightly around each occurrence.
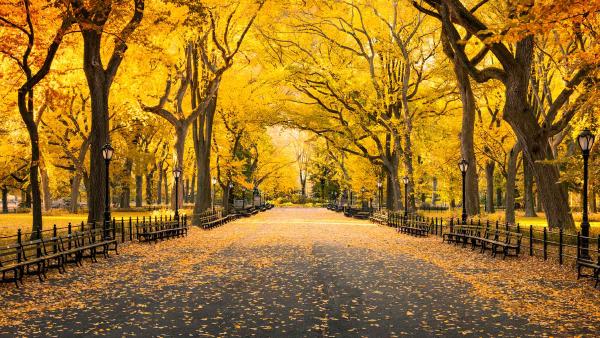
[0,209,193,238]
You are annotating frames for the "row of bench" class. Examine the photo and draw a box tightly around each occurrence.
[369,211,388,225]
[443,225,522,259]
[398,219,430,237]
[372,210,599,288]
[136,218,188,242]
[197,204,274,230]
[1,227,117,287]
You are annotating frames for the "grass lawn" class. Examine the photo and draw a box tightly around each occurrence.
[0,209,194,238]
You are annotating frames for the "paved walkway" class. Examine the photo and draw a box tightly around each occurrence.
[0,208,598,336]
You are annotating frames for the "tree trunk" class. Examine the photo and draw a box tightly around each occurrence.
[485,161,495,213]
[505,143,520,224]
[193,95,218,223]
[163,169,169,206]
[120,158,132,209]
[443,32,479,216]
[500,38,574,230]
[523,159,537,217]
[536,186,543,212]
[157,163,163,205]
[25,185,32,208]
[145,171,154,206]
[171,125,187,210]
[190,169,196,203]
[402,128,417,211]
[18,92,42,235]
[591,187,597,213]
[496,187,503,207]
[83,30,111,224]
[39,158,52,212]
[2,187,8,214]
[222,185,230,215]
[384,161,402,211]
[432,177,438,205]
[70,174,82,213]
[135,175,143,207]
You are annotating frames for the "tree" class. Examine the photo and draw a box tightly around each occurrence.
[69,0,145,223]
[0,1,73,235]
[415,0,598,229]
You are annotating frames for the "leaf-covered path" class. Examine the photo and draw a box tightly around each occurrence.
[1,208,599,337]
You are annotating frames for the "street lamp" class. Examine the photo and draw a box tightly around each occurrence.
[377,179,383,211]
[403,176,409,218]
[101,143,114,240]
[578,128,595,258]
[458,158,469,224]
[211,177,217,212]
[173,167,182,221]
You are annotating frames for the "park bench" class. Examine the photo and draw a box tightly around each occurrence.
[75,227,118,261]
[443,224,522,259]
[369,211,388,225]
[576,235,600,288]
[0,225,122,287]
[235,207,259,217]
[0,243,23,286]
[353,210,371,220]
[399,219,430,237]
[198,211,231,229]
[136,219,186,242]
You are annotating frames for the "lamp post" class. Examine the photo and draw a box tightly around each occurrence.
[578,128,595,259]
[173,167,182,222]
[458,159,469,224]
[101,143,114,240]
[403,176,409,218]
[377,179,383,211]
[211,177,217,212]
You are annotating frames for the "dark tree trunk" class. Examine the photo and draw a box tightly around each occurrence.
[171,125,186,210]
[25,185,32,208]
[75,0,145,223]
[499,38,574,230]
[432,177,438,205]
[536,186,543,212]
[523,160,537,217]
[485,161,495,213]
[222,185,230,215]
[193,95,218,222]
[18,93,42,236]
[120,158,132,209]
[591,187,597,213]
[442,30,479,216]
[184,178,190,203]
[70,174,82,213]
[190,169,196,203]
[383,161,402,211]
[505,143,520,224]
[2,187,8,214]
[156,164,163,205]
[163,169,169,205]
[40,159,52,212]
[402,128,417,211]
[83,30,111,223]
[135,175,143,207]
[145,171,154,206]
[496,187,503,207]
